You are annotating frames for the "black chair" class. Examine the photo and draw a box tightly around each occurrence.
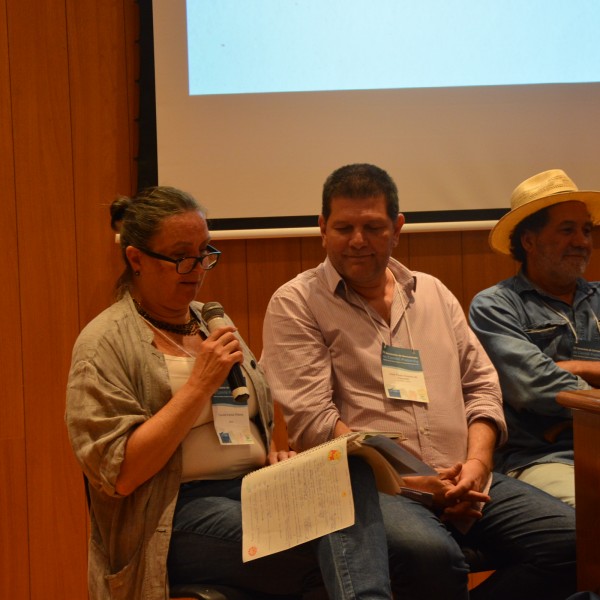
[169,584,299,599]
[170,550,491,598]
[169,583,253,599]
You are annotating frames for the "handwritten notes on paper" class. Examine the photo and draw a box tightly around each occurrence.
[241,437,355,562]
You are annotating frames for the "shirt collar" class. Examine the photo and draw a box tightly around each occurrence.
[323,255,417,298]
[514,269,595,304]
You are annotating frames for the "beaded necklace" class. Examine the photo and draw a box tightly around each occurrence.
[133,298,201,336]
[143,317,197,358]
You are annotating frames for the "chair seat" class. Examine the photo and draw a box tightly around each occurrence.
[169,583,253,600]
[169,583,301,600]
[169,548,490,599]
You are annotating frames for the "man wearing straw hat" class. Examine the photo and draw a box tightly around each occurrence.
[470,168,600,507]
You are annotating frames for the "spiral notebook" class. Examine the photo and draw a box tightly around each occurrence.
[241,432,435,562]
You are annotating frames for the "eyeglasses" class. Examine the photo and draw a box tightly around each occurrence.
[137,244,221,274]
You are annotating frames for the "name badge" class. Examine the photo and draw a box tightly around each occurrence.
[381,343,429,403]
[212,384,254,445]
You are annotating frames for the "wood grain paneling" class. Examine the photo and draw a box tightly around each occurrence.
[246,237,303,356]
[67,0,136,328]
[7,0,84,596]
[0,0,24,441]
[300,235,325,271]
[557,390,600,592]
[199,239,250,341]
[123,0,140,190]
[571,409,600,593]
[66,1,140,594]
[461,229,517,309]
[0,5,28,596]
[0,442,29,599]
[406,231,464,304]
[588,229,600,282]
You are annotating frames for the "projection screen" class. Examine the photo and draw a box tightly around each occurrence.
[152,0,600,238]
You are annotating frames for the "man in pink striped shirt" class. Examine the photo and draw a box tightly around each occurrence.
[261,163,576,600]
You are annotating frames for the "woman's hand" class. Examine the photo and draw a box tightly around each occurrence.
[188,325,243,396]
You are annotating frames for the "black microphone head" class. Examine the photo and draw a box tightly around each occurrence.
[201,301,225,322]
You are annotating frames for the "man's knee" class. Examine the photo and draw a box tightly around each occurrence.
[388,533,467,572]
[512,462,575,506]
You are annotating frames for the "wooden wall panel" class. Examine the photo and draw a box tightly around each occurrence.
[123,0,140,191]
[588,229,600,281]
[246,238,303,356]
[0,0,22,441]
[300,235,325,271]
[406,231,464,305]
[6,0,83,597]
[0,0,28,575]
[461,229,517,309]
[0,2,28,596]
[65,1,139,595]
[68,0,137,328]
[0,441,29,598]
[199,239,250,341]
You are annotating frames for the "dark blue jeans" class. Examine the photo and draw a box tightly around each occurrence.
[380,472,576,600]
[167,456,392,600]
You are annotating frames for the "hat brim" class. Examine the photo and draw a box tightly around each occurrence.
[489,191,600,256]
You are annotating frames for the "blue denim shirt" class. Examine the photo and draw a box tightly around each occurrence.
[469,271,600,473]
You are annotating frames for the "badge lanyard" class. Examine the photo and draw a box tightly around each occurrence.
[540,300,600,361]
[354,273,430,403]
[540,301,578,342]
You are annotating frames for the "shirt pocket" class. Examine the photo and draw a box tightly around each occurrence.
[524,319,568,354]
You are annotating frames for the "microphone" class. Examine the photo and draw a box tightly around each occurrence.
[201,301,249,403]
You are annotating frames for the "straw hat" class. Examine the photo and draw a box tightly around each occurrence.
[489,169,600,256]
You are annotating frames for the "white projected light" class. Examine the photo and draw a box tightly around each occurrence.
[153,0,600,236]
[187,0,600,96]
